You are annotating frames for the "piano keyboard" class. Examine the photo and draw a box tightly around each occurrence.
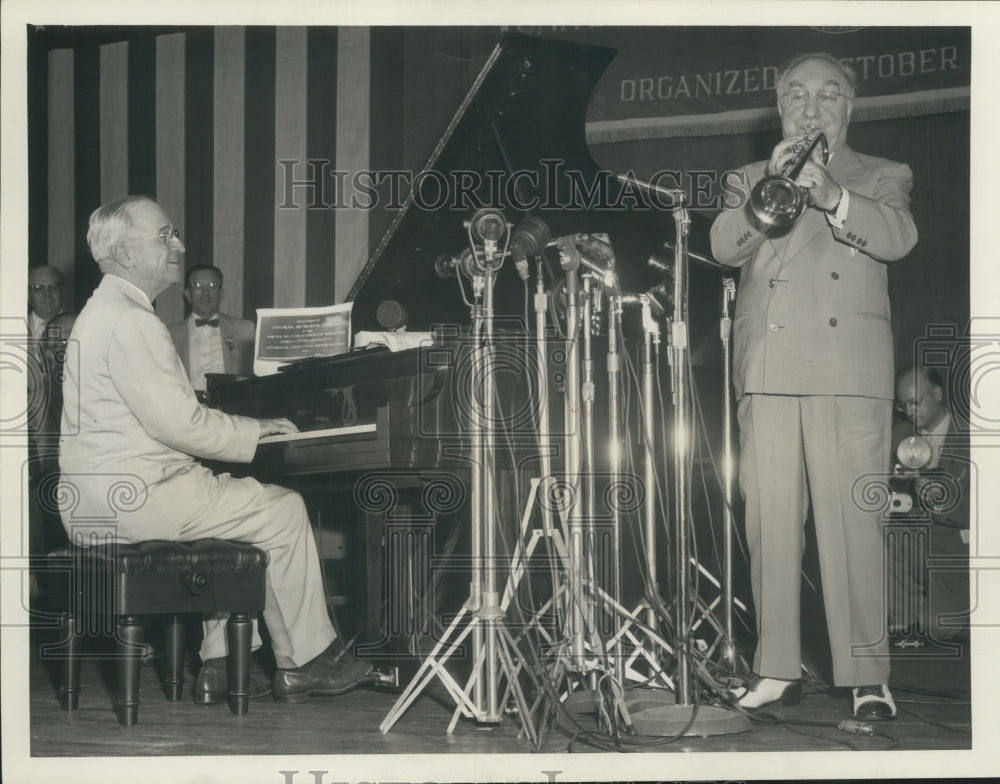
[259,422,377,444]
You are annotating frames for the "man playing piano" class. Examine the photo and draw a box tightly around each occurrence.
[59,195,372,704]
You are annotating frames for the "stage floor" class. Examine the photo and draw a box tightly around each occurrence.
[26,630,970,757]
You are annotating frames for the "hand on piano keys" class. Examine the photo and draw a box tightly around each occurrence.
[258,417,300,441]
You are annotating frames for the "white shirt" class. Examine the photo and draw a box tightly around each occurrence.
[29,311,48,340]
[187,312,226,392]
[823,157,851,230]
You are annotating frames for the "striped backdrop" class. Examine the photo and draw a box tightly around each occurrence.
[30,26,499,324]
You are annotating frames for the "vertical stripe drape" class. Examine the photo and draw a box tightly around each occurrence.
[47,49,75,298]
[38,26,374,322]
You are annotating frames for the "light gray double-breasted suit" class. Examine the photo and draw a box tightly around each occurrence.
[711,146,918,685]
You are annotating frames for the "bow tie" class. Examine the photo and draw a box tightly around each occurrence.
[195,318,220,328]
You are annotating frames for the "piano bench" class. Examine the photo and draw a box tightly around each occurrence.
[45,539,267,726]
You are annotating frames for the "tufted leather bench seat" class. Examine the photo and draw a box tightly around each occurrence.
[46,539,267,725]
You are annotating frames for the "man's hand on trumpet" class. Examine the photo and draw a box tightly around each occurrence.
[795,160,843,212]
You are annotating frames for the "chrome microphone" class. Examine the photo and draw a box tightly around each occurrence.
[465,208,509,261]
[434,248,478,280]
[554,233,619,290]
[575,233,615,272]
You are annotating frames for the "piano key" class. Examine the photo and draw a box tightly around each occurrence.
[259,422,377,444]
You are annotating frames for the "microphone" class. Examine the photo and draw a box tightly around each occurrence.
[376,300,407,331]
[575,233,616,273]
[648,253,671,274]
[646,255,675,318]
[554,235,582,272]
[509,216,551,280]
[554,233,620,291]
[465,208,509,260]
[646,279,674,319]
[434,248,478,280]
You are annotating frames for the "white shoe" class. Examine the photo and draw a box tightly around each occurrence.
[852,684,897,719]
[731,676,801,709]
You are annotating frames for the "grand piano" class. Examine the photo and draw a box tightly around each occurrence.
[209,31,726,657]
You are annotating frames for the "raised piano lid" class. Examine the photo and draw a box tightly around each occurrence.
[348,31,716,335]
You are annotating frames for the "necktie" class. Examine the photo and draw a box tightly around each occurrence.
[195,318,220,328]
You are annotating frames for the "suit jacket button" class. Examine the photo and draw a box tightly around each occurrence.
[829,317,838,327]
[769,278,776,288]
[830,271,839,280]
[768,322,780,332]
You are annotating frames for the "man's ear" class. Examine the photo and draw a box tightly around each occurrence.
[931,385,944,403]
[109,242,132,268]
[183,288,192,306]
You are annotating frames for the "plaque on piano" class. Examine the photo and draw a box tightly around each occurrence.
[253,302,353,376]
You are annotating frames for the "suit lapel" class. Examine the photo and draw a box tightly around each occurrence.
[218,314,235,373]
[776,145,864,271]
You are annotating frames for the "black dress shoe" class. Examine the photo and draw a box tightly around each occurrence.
[193,659,272,705]
[272,644,374,703]
[730,675,802,709]
[852,684,897,719]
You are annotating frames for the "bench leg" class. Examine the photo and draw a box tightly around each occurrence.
[226,612,252,716]
[58,611,80,711]
[116,615,143,726]
[165,614,185,701]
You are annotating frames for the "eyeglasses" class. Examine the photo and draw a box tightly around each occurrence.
[29,283,63,292]
[894,388,931,416]
[129,229,181,245]
[782,89,846,109]
[188,281,221,290]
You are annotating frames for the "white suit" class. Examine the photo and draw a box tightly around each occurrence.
[59,274,334,667]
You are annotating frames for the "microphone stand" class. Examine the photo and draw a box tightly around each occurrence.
[596,294,675,692]
[581,273,599,680]
[606,293,624,685]
[606,175,750,736]
[381,232,538,741]
[561,260,588,673]
[720,277,738,668]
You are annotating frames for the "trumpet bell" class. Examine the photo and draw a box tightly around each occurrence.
[748,131,828,230]
[749,175,808,229]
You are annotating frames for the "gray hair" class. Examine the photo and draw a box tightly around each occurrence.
[776,52,857,99]
[86,195,152,263]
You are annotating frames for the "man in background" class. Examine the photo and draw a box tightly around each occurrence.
[888,366,970,644]
[168,265,255,398]
[28,265,66,339]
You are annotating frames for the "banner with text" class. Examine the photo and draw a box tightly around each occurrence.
[509,26,970,141]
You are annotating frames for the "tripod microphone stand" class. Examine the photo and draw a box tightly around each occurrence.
[380,216,538,740]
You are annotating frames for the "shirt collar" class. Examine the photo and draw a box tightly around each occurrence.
[926,411,951,439]
[103,274,154,311]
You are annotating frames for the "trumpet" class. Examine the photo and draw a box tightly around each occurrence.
[749,131,829,229]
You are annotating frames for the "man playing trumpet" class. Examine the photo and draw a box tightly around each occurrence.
[710,53,918,719]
